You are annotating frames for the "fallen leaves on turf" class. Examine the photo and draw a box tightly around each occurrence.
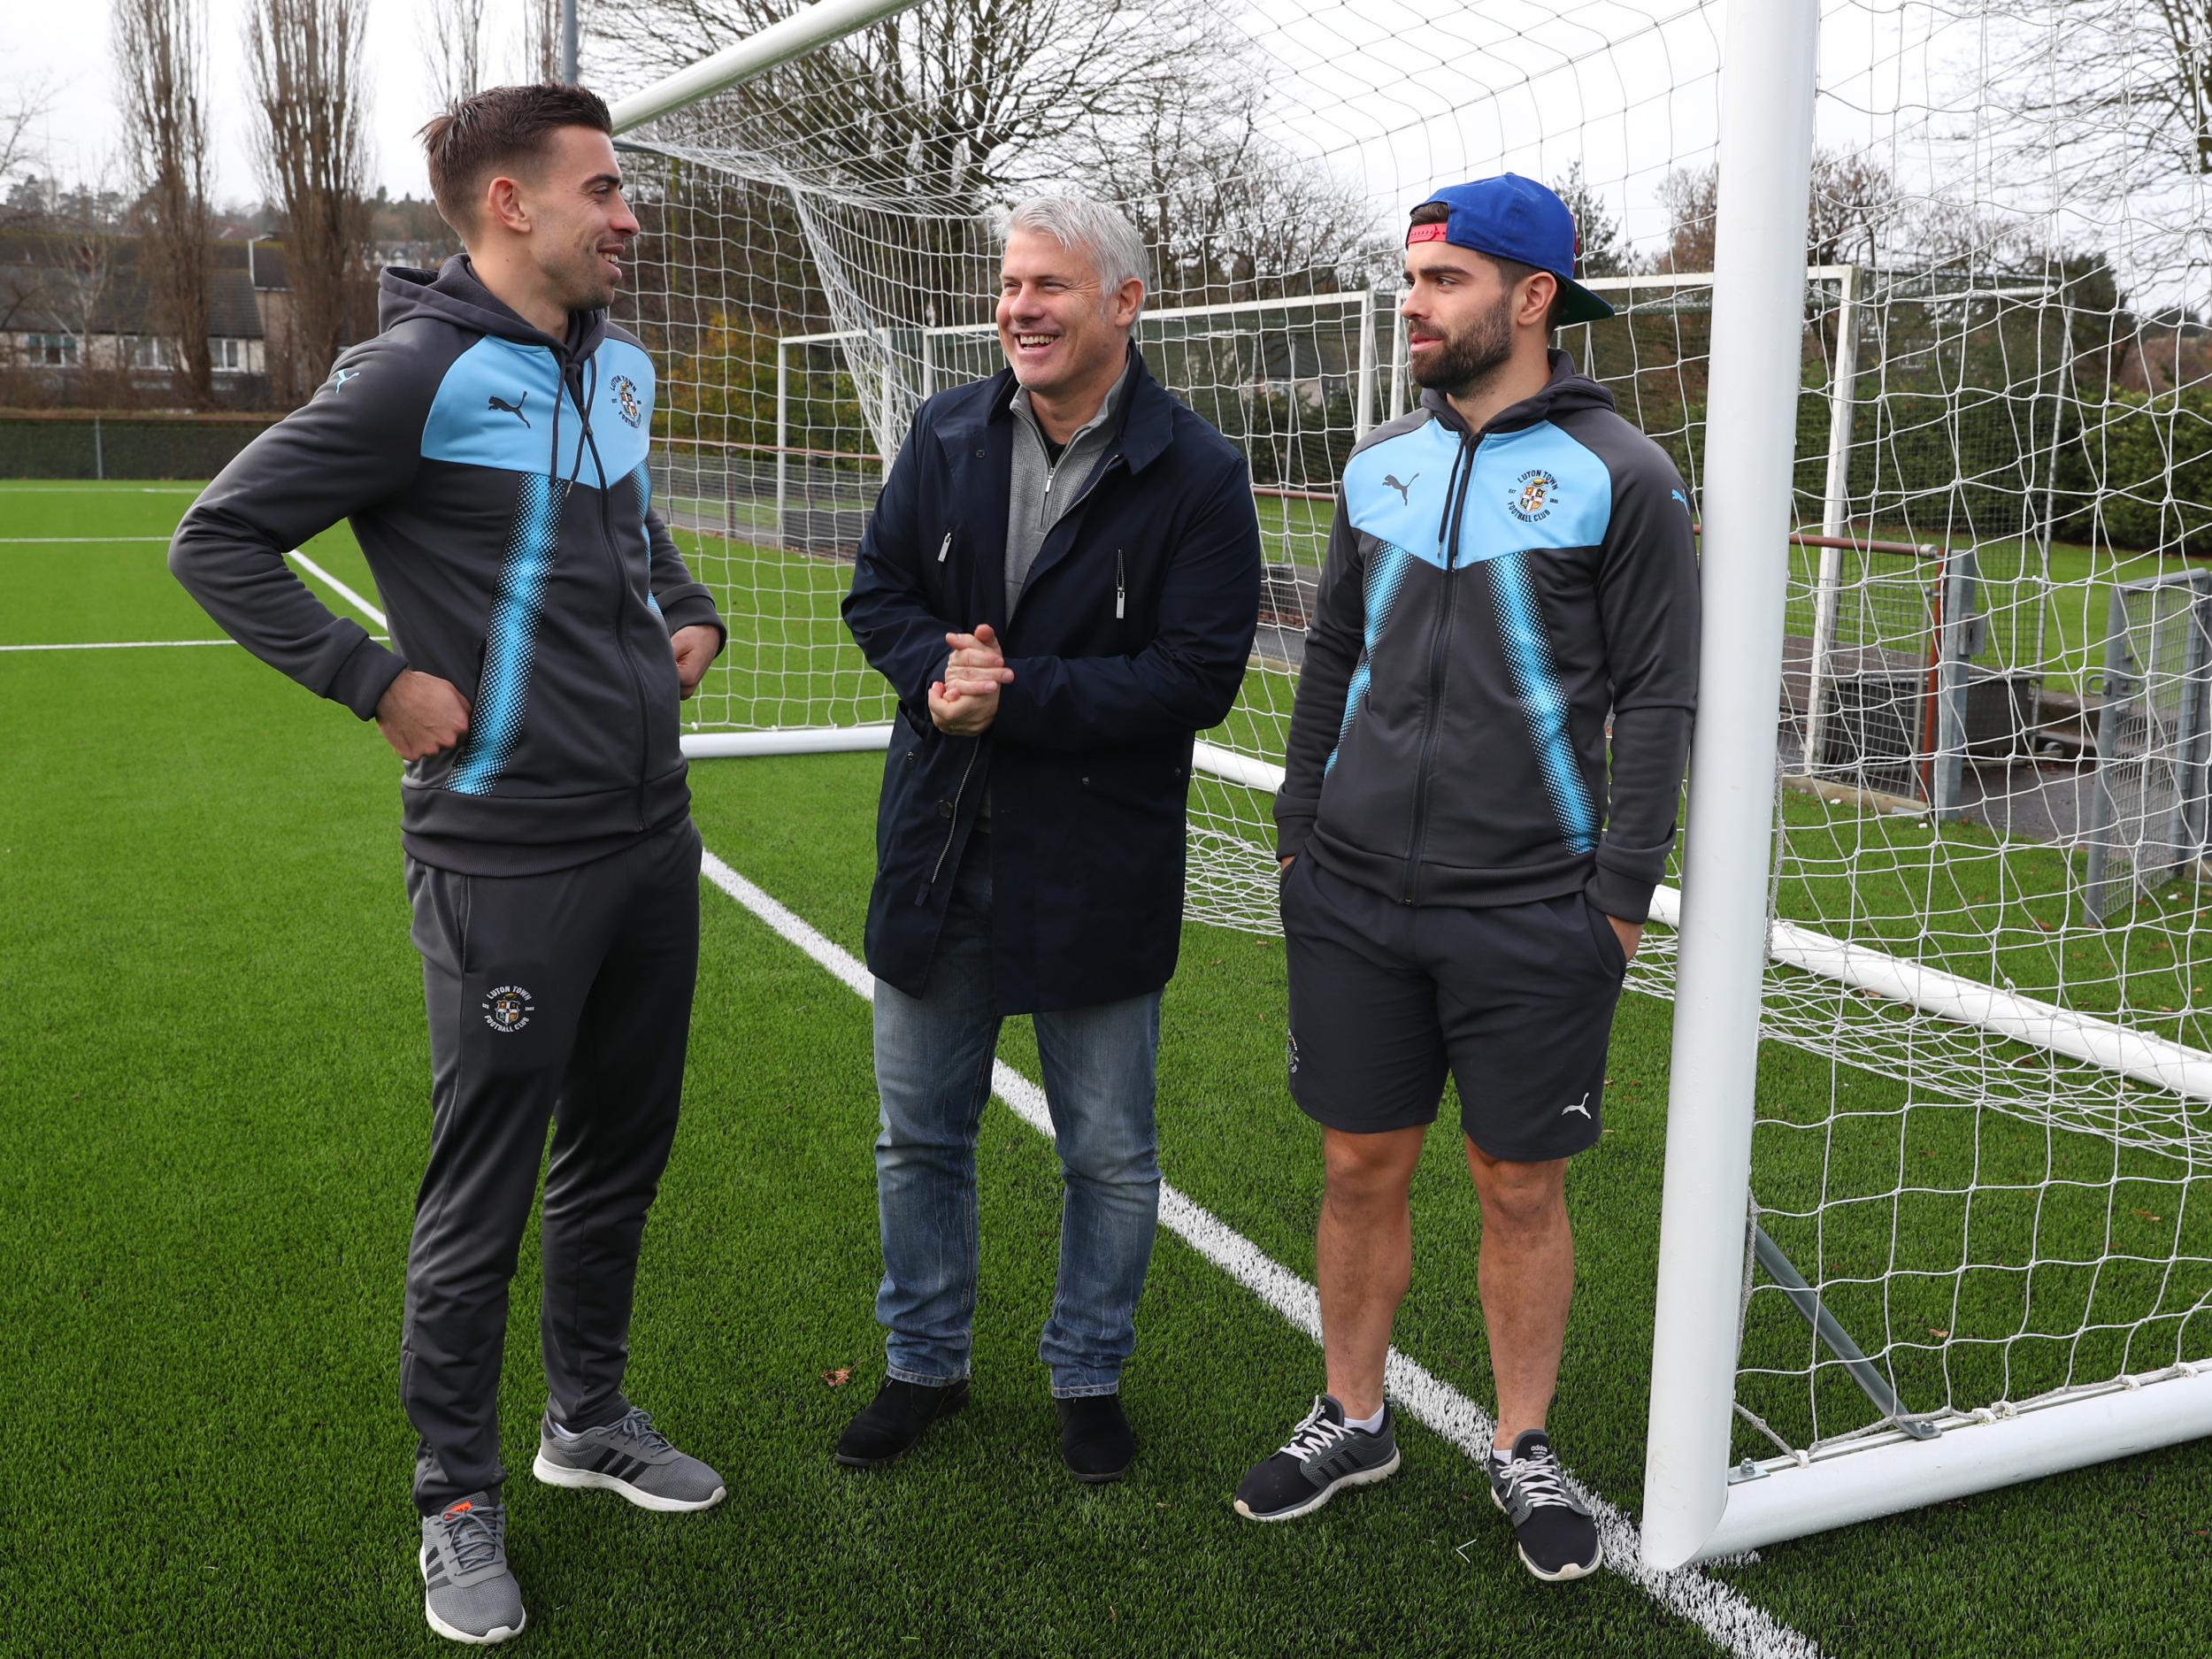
[822,1367,853,1387]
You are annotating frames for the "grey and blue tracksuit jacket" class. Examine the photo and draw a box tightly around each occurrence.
[170,256,724,876]
[1276,351,1699,923]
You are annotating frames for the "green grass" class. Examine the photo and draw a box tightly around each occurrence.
[4,481,2211,1657]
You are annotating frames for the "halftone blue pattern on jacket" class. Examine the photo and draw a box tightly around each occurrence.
[1327,537,1414,773]
[630,462,662,615]
[450,473,566,795]
[1487,549,1596,853]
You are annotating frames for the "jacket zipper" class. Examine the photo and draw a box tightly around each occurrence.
[1041,446,1065,521]
[930,742,982,885]
[1115,549,1125,619]
[1403,434,1473,903]
[572,358,652,831]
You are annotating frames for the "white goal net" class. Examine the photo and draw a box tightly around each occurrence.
[603,0,2212,1555]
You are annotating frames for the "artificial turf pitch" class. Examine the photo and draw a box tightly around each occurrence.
[3,479,2209,1657]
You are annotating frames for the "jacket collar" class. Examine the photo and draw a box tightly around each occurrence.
[957,343,1172,473]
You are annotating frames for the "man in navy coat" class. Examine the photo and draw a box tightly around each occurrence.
[837,193,1263,1481]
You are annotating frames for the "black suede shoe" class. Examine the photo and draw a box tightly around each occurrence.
[1056,1393,1135,1483]
[833,1378,969,1468]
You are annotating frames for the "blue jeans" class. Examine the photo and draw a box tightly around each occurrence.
[871,837,1162,1397]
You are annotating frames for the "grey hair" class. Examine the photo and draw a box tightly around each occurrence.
[1004,193,1151,320]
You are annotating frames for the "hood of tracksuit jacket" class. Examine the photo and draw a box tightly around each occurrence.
[1275,349,1701,922]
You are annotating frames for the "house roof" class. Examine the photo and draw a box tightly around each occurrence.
[0,233,273,339]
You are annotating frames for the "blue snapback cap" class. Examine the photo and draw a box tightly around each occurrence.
[1408,173,1614,325]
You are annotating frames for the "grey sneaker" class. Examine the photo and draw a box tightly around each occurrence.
[1489,1429,1602,1580]
[532,1405,726,1512]
[419,1494,525,1646]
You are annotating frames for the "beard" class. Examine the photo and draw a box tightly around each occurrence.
[557,251,618,316]
[1409,292,1515,396]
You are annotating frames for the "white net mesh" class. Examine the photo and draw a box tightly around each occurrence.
[606,0,2212,1479]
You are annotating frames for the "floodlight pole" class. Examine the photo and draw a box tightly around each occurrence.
[561,0,579,82]
[1640,0,1819,1572]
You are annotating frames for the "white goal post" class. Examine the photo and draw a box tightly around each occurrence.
[1640,0,2212,1568]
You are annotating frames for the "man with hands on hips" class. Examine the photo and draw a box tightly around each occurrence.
[171,82,726,1647]
[837,191,1262,1484]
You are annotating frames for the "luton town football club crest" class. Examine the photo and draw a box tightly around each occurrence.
[1509,468,1559,523]
[611,375,643,428]
[481,984,535,1034]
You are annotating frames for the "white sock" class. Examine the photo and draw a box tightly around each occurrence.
[1346,1403,1386,1434]
[547,1417,581,1441]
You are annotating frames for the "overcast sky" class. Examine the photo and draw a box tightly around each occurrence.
[6,1,521,206]
[5,0,2186,303]
[5,0,1789,231]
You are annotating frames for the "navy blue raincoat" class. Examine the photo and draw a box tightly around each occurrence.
[842,348,1263,1013]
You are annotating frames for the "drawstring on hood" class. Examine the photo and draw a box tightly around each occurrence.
[1421,349,1618,564]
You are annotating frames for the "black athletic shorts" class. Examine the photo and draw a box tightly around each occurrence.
[1280,854,1628,1161]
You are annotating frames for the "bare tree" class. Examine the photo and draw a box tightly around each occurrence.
[1806,150,1898,269]
[1989,0,2212,189]
[1656,163,1717,273]
[422,0,488,108]
[245,0,373,397]
[1658,150,1900,273]
[0,68,58,232]
[602,0,1210,209]
[1551,158,1631,278]
[523,0,561,81]
[115,0,215,406]
[8,159,135,405]
[1086,73,1379,308]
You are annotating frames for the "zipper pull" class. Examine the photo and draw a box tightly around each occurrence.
[1116,549,1125,619]
[937,531,952,564]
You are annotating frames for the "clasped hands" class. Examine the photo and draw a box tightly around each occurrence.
[928,623,1014,736]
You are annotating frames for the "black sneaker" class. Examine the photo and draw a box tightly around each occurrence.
[833,1377,969,1468]
[1489,1429,1602,1580]
[1233,1394,1400,1522]
[1056,1393,1135,1483]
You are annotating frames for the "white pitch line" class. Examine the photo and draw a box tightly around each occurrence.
[695,847,1818,1659]
[0,638,236,652]
[287,548,388,627]
[0,636,391,653]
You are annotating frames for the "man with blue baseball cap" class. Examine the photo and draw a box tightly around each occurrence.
[1233,173,1699,1583]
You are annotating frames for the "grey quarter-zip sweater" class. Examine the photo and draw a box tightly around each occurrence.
[1004,361,1130,618]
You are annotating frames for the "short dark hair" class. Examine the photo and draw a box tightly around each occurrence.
[419,82,614,236]
[1406,201,1567,333]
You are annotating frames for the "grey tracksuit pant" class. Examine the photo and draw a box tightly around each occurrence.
[400,816,702,1513]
